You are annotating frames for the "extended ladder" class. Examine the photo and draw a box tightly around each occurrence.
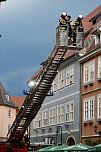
[7,46,68,145]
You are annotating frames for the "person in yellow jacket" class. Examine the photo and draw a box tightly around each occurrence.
[59,12,72,40]
[74,15,84,32]
[59,12,71,29]
[72,15,84,45]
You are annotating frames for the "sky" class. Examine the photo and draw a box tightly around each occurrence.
[0,0,100,96]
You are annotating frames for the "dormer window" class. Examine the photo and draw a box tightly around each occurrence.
[5,94,9,102]
[92,18,96,25]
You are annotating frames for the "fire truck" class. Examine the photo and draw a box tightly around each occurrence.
[0,23,84,152]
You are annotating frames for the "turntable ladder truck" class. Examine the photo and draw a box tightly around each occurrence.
[0,23,84,152]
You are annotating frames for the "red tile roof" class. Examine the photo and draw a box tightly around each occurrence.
[82,5,101,33]
[91,19,101,34]
[11,96,25,108]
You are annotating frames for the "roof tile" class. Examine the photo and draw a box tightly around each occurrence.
[11,96,25,108]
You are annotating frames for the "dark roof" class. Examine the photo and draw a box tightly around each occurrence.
[0,82,16,108]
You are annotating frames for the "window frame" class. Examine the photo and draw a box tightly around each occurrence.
[8,109,11,118]
[97,94,101,119]
[65,101,74,123]
[95,33,101,45]
[42,110,49,127]
[52,76,57,92]
[83,60,95,84]
[35,111,42,128]
[33,119,36,129]
[57,69,65,90]
[8,124,11,132]
[57,104,64,124]
[66,65,74,86]
[83,96,94,121]
[5,94,10,102]
[49,107,56,126]
[98,56,101,78]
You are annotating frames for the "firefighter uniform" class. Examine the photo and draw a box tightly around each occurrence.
[59,12,72,41]
[75,15,84,32]
[59,12,72,30]
[72,15,84,44]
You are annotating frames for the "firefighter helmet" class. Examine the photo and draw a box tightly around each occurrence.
[78,15,83,19]
[61,12,67,16]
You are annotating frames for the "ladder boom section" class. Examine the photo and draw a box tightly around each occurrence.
[8,46,67,144]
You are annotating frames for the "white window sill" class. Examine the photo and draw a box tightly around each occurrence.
[97,77,101,81]
[83,120,93,124]
[83,81,94,87]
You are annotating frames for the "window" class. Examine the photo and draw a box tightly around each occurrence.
[52,76,57,92]
[5,95,9,102]
[8,109,11,118]
[66,65,74,86]
[92,19,96,25]
[84,60,95,84]
[49,107,56,126]
[33,119,36,129]
[97,94,101,119]
[95,33,101,45]
[57,104,64,124]
[8,124,11,132]
[57,69,65,89]
[42,110,49,127]
[84,97,94,121]
[35,112,41,128]
[98,56,101,78]
[65,102,74,122]
[45,137,49,144]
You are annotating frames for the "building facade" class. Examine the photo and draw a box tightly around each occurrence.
[30,49,81,146]
[0,82,16,142]
[80,5,101,145]
[29,5,101,148]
